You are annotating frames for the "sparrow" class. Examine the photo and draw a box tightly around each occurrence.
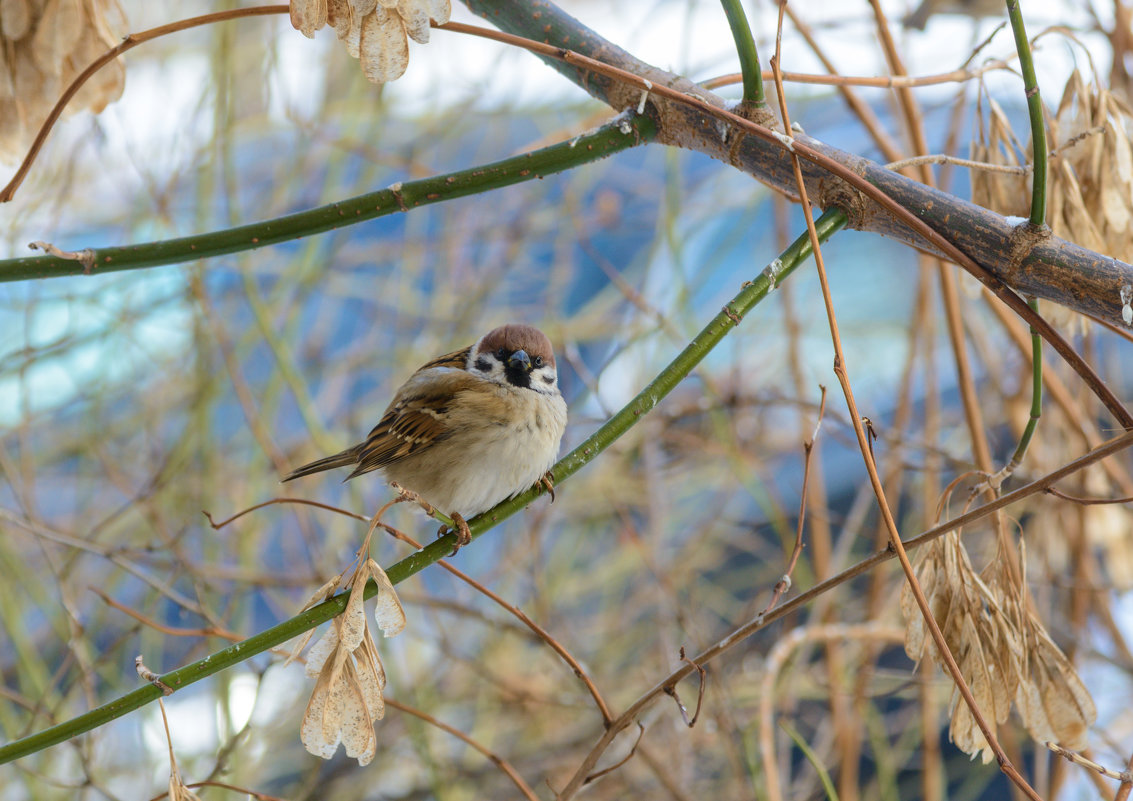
[283,323,567,548]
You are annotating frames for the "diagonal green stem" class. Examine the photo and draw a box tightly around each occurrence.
[1002,297,1043,477]
[0,209,848,766]
[0,114,655,283]
[1003,0,1047,476]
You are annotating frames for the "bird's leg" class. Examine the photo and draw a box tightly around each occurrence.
[438,512,472,555]
[539,471,556,503]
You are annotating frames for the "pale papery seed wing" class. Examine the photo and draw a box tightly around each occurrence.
[359,7,408,83]
[0,0,32,40]
[0,55,21,161]
[285,627,320,668]
[339,663,378,766]
[949,689,994,765]
[374,588,406,636]
[31,0,83,75]
[290,0,327,37]
[300,674,342,759]
[900,583,926,661]
[1015,671,1054,745]
[901,549,938,661]
[1034,627,1096,749]
[1057,164,1107,252]
[84,0,126,41]
[340,565,371,652]
[342,18,361,57]
[959,615,995,722]
[398,0,431,44]
[66,29,123,112]
[424,0,450,24]
[988,619,1020,721]
[1101,123,1133,233]
[285,574,345,666]
[15,41,54,115]
[367,559,407,636]
[327,0,352,37]
[354,637,387,719]
[305,621,341,678]
[317,662,355,747]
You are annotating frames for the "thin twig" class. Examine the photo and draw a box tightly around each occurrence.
[0,6,289,202]
[583,723,645,785]
[761,385,828,615]
[438,19,1133,429]
[384,698,541,801]
[663,647,706,728]
[381,527,613,724]
[1045,487,1133,505]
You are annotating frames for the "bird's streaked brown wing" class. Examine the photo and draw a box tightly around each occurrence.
[417,346,471,371]
[348,347,473,478]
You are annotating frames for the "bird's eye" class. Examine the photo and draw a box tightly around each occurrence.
[533,355,544,368]
[495,347,507,359]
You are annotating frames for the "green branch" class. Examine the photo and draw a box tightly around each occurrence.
[0,209,849,766]
[1003,0,1047,476]
[719,0,764,107]
[1006,0,1047,227]
[0,113,655,283]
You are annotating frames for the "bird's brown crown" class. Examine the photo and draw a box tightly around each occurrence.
[477,324,556,367]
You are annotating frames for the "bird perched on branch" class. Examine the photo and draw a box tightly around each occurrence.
[284,324,567,549]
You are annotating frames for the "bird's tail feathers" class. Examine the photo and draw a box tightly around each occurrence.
[282,448,359,482]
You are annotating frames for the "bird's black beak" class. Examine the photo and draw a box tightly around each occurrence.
[508,349,532,371]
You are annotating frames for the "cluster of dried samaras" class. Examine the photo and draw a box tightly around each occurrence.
[0,0,124,162]
[289,0,451,84]
[289,556,406,766]
[904,535,1095,764]
[0,0,449,161]
[972,69,1133,271]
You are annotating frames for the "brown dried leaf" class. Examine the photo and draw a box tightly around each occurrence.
[359,6,407,83]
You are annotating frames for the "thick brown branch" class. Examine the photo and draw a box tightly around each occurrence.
[463,0,1133,330]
